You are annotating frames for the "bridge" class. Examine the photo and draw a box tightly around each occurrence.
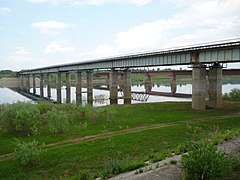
[18,38,240,110]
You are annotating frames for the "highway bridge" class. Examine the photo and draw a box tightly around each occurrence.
[18,38,240,110]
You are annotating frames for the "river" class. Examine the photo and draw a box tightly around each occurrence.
[1,82,240,106]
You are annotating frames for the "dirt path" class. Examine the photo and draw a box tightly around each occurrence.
[47,113,240,148]
[0,113,239,161]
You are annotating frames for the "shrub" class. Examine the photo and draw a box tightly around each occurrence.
[223,88,240,100]
[78,105,103,121]
[106,106,117,122]
[1,102,41,135]
[100,156,122,178]
[47,108,69,134]
[229,88,240,100]
[37,103,53,115]
[181,143,232,179]
[14,139,45,167]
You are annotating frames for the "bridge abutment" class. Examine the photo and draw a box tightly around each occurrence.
[109,69,118,104]
[56,72,62,104]
[208,63,222,108]
[192,63,207,110]
[76,71,82,105]
[87,70,93,105]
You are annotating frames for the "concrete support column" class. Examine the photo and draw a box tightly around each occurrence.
[206,75,209,100]
[123,69,131,104]
[66,72,71,103]
[208,63,222,108]
[144,74,152,93]
[87,70,93,105]
[40,73,44,98]
[192,63,206,110]
[19,74,24,91]
[47,73,51,99]
[33,74,36,94]
[22,75,27,92]
[26,74,30,93]
[56,72,62,104]
[76,71,82,105]
[171,75,177,94]
[109,69,118,104]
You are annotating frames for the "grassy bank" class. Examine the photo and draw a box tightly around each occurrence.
[0,101,240,179]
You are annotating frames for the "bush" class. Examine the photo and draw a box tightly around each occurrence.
[1,102,41,135]
[181,143,232,179]
[100,156,122,178]
[229,88,240,100]
[78,105,103,121]
[223,88,240,100]
[14,139,45,167]
[47,108,69,133]
[37,103,54,115]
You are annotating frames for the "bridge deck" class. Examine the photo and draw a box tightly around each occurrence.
[19,39,240,74]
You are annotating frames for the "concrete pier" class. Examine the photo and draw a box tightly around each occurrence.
[33,74,36,94]
[109,69,118,104]
[192,63,206,110]
[171,75,177,94]
[208,63,222,108]
[66,72,71,103]
[56,72,62,104]
[87,70,93,105]
[144,75,152,93]
[19,74,23,91]
[76,71,82,105]
[123,69,131,104]
[47,73,51,99]
[20,74,27,92]
[26,74,30,93]
[40,73,44,98]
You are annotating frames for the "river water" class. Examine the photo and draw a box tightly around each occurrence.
[1,82,240,106]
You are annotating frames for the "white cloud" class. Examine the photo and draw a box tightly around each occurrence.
[79,44,119,60]
[44,41,75,54]
[8,47,32,63]
[32,20,71,36]
[26,0,151,6]
[77,0,240,59]
[0,7,11,15]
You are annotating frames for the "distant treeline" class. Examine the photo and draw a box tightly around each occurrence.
[0,70,17,78]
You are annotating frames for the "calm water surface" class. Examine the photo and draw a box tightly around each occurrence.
[1,82,240,106]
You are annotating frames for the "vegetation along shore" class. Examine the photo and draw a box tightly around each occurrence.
[0,89,239,179]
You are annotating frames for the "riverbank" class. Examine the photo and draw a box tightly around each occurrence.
[0,101,239,179]
[110,135,240,180]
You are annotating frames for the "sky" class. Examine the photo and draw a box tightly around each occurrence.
[0,0,240,71]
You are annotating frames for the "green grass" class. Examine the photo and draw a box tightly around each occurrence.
[0,101,240,179]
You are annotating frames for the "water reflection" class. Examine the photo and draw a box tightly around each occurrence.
[0,87,32,104]
[1,82,240,105]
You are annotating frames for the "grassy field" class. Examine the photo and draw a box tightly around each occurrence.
[0,101,240,179]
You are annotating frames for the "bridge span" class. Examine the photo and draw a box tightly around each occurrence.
[18,39,240,110]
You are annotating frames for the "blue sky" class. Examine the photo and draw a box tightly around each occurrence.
[0,0,240,71]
